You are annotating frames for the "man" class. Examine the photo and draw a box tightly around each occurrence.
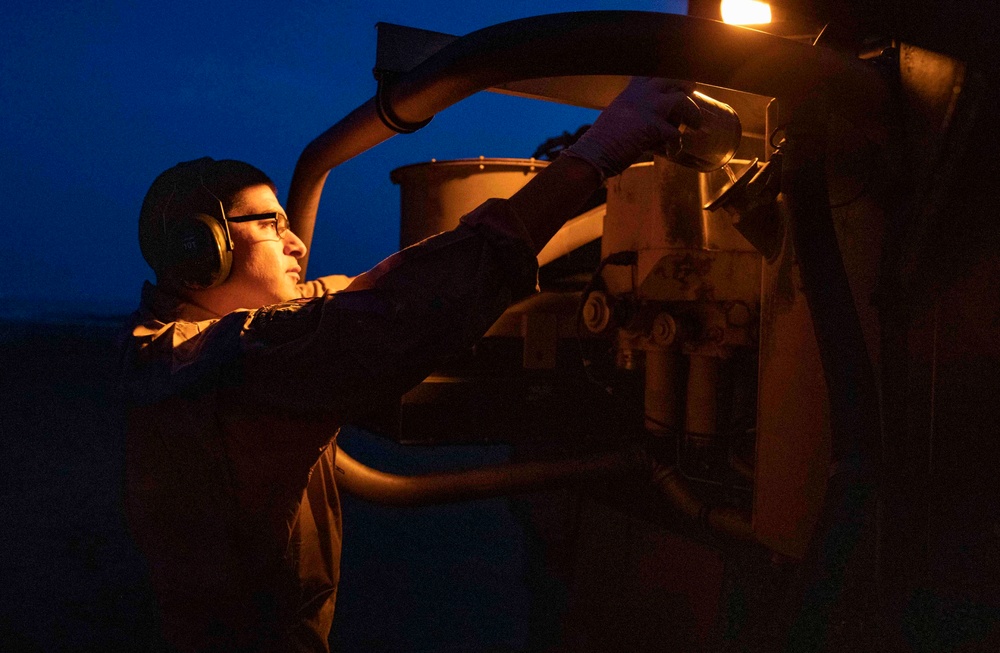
[121,78,697,652]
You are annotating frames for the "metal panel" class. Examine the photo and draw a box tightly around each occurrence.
[601,156,762,300]
[751,205,832,559]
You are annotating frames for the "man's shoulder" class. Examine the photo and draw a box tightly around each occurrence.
[121,283,249,403]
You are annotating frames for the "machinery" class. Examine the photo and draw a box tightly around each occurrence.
[3,2,997,651]
[274,3,1000,650]
[283,4,998,651]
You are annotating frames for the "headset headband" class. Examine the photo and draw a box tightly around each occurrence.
[159,158,234,254]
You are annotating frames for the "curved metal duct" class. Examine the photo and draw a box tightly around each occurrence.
[287,10,890,275]
[334,442,652,506]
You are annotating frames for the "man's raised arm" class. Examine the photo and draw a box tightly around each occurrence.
[509,77,698,254]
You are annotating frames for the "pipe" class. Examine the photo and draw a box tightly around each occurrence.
[644,349,683,434]
[334,442,652,506]
[685,353,720,437]
[652,464,754,541]
[643,341,752,542]
[779,100,881,651]
[288,10,889,275]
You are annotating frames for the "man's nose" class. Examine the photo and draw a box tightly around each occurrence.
[285,230,308,259]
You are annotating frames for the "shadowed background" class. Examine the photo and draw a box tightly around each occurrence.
[1,0,684,316]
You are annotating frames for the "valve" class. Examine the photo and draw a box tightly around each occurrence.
[650,312,678,347]
[582,291,612,333]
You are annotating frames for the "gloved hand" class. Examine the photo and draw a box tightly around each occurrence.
[562,77,701,179]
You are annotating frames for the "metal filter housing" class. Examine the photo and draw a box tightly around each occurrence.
[391,157,548,249]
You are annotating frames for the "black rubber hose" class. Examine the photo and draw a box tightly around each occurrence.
[779,108,881,652]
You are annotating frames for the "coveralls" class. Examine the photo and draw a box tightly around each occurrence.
[121,200,538,652]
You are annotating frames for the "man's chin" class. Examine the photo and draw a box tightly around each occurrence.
[275,285,302,304]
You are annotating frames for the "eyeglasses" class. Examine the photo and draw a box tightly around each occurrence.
[227,212,291,240]
[162,168,292,252]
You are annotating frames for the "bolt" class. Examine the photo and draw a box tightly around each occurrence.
[726,302,753,327]
[582,292,611,333]
[650,313,676,346]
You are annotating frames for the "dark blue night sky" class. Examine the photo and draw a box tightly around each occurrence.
[1,1,686,316]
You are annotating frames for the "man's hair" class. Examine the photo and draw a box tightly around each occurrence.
[138,157,277,276]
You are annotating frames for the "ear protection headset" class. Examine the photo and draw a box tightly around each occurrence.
[159,158,235,290]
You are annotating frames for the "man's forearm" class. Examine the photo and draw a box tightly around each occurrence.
[506,154,603,255]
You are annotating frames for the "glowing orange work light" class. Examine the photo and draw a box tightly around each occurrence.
[719,0,773,24]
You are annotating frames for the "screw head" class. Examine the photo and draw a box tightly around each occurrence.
[582,292,611,333]
[650,313,677,346]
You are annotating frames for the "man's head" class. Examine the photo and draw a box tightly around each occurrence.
[139,157,307,313]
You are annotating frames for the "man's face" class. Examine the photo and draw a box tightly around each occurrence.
[223,184,307,308]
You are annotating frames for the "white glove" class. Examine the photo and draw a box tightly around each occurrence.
[563,77,701,179]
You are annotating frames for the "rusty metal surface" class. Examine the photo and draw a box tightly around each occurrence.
[605,160,704,253]
[637,250,762,303]
[605,156,763,254]
[602,156,765,300]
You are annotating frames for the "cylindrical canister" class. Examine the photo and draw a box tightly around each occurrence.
[391,158,547,249]
[666,91,742,173]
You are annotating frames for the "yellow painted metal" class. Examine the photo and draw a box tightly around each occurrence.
[391,158,547,248]
[752,208,832,559]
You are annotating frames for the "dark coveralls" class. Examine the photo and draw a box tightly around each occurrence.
[120,200,538,652]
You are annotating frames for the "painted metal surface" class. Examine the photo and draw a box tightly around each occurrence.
[752,208,832,559]
[391,158,547,248]
[602,156,764,301]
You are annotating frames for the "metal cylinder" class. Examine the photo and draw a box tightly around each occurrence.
[666,91,742,172]
[685,354,720,436]
[390,158,546,248]
[645,349,683,434]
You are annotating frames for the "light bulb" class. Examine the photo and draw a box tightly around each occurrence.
[720,0,772,24]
